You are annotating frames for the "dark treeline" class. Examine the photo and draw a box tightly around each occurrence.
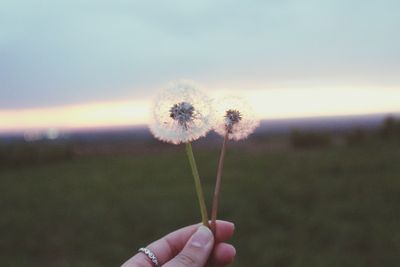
[290,115,400,149]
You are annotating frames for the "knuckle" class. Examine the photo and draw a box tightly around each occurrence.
[176,252,197,266]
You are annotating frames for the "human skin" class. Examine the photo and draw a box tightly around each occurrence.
[121,220,236,267]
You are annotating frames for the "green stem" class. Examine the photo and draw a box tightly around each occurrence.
[185,142,209,226]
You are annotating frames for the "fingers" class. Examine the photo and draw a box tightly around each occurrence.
[121,220,235,267]
[209,243,236,267]
[163,226,214,267]
[211,221,235,243]
[151,220,234,265]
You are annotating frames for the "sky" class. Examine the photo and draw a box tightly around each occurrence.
[0,0,399,131]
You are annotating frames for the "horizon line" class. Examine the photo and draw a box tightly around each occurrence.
[1,87,400,133]
[1,111,398,136]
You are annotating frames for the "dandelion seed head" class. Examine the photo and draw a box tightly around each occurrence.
[149,80,213,144]
[224,109,242,133]
[169,102,195,130]
[213,96,259,140]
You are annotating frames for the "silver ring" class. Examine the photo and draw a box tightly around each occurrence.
[138,247,160,267]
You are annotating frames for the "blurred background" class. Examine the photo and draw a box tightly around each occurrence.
[1,1,400,266]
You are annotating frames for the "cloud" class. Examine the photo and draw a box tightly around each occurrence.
[0,0,399,108]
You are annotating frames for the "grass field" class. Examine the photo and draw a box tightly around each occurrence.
[1,136,400,267]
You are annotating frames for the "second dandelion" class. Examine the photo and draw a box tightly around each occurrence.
[210,96,260,232]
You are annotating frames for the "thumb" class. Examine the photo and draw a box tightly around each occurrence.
[163,226,214,267]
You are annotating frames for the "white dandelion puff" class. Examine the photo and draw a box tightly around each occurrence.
[210,96,259,232]
[212,96,260,140]
[149,80,213,144]
[148,80,211,226]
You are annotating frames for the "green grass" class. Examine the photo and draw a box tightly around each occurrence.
[1,139,400,267]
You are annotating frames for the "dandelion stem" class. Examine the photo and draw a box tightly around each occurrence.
[210,131,229,234]
[185,142,209,226]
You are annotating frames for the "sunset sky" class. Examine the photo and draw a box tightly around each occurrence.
[1,0,399,132]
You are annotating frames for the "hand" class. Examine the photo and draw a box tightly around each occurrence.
[122,220,236,267]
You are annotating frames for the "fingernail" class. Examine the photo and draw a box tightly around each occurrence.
[190,226,213,248]
[230,244,237,257]
[218,220,235,229]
